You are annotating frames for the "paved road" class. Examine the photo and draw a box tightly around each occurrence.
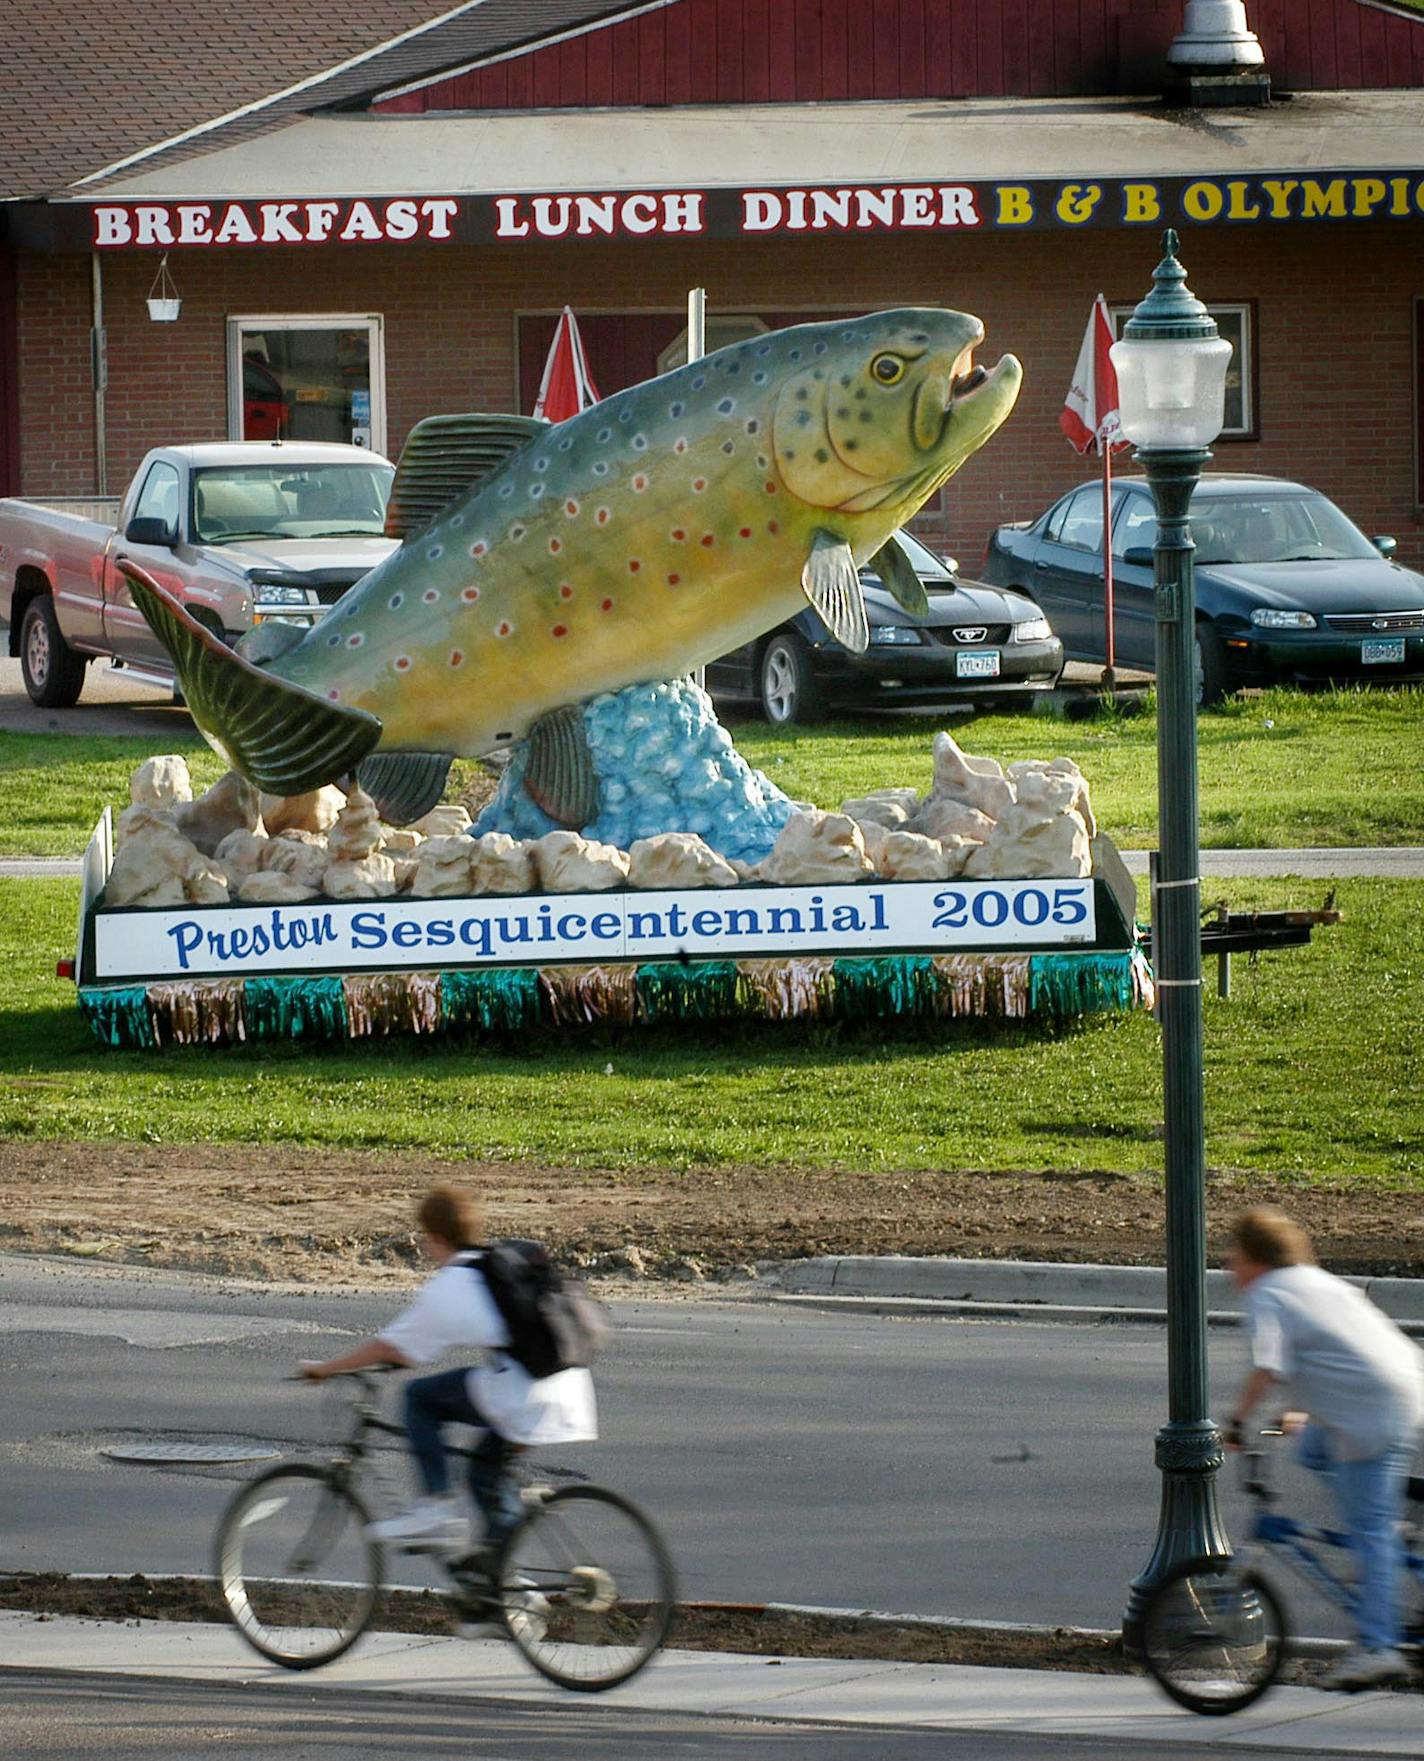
[0,1672,1238,1761]
[0,656,185,738]
[0,1253,1338,1637]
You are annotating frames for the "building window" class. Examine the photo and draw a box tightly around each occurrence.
[1110,301,1255,440]
[225,315,386,454]
[656,315,767,374]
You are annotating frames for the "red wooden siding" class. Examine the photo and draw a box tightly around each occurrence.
[375,0,1424,113]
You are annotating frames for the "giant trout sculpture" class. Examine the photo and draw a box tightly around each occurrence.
[122,309,1020,825]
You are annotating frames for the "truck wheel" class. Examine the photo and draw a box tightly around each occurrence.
[20,597,87,708]
[759,632,825,725]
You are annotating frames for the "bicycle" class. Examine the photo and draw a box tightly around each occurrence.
[1141,1425,1424,1715]
[213,1369,677,1692]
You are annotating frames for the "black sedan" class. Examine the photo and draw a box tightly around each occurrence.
[707,529,1063,724]
[983,473,1424,702]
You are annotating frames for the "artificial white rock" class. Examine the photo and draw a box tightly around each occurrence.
[392,857,420,893]
[382,827,424,854]
[1009,757,1097,837]
[929,730,1016,820]
[470,832,536,895]
[116,803,174,845]
[727,857,761,883]
[130,754,192,809]
[839,789,919,828]
[532,831,630,892]
[414,804,472,839]
[962,807,1092,879]
[172,769,261,856]
[261,786,345,837]
[105,818,229,908]
[327,787,383,862]
[876,830,959,882]
[854,819,890,869]
[215,827,268,888]
[910,796,996,845]
[323,853,399,900]
[238,869,320,904]
[760,810,874,886]
[407,836,475,898]
[627,832,739,890]
[259,830,329,891]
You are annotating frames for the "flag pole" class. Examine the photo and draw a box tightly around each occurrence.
[1102,437,1116,690]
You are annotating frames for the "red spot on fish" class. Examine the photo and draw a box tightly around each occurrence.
[346,633,364,647]
[739,527,752,538]
[559,583,574,599]
[565,499,579,516]
[671,528,686,542]
[394,655,412,672]
[496,620,513,638]
[765,481,777,494]
[674,438,687,454]
[667,573,680,586]
[471,541,487,556]
[601,598,614,612]
[692,478,707,492]
[628,559,641,573]
[632,474,648,492]
[422,588,439,603]
[549,538,562,554]
[700,533,714,547]
[462,586,480,602]
[552,624,569,638]
[327,689,342,701]
[768,520,780,534]
[449,649,464,667]
[596,507,610,525]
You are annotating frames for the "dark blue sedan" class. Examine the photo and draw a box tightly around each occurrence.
[983,474,1424,701]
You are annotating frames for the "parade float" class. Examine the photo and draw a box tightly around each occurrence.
[65,307,1152,1048]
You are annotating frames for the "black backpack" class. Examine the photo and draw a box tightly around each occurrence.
[472,1238,608,1379]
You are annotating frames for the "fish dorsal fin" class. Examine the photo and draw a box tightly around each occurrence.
[868,535,930,619]
[802,529,870,655]
[525,704,600,829]
[385,413,548,541]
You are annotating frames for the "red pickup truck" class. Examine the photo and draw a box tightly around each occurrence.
[0,440,397,707]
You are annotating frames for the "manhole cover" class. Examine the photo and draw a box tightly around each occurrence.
[102,1442,280,1465]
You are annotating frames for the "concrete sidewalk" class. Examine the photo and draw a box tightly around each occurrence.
[1,1612,1418,1754]
[777,1257,1424,1334]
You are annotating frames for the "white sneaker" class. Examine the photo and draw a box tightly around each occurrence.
[1321,1646,1411,1691]
[366,1496,464,1549]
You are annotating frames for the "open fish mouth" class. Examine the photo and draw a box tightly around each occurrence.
[951,362,989,399]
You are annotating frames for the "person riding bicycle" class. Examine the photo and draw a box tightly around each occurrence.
[1226,1205,1424,1692]
[300,1184,596,1556]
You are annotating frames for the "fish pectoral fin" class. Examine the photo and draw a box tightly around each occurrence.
[385,413,549,540]
[357,752,454,827]
[525,705,600,829]
[868,535,930,619]
[802,530,870,655]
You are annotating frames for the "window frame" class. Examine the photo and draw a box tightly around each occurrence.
[224,314,386,455]
[1109,299,1257,442]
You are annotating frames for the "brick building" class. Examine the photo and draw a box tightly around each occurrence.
[3,0,1424,564]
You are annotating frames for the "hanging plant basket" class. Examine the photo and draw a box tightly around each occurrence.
[146,255,181,323]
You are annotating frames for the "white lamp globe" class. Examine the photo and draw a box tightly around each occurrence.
[1109,231,1231,449]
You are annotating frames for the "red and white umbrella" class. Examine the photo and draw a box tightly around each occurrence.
[1060,294,1126,456]
[532,306,601,423]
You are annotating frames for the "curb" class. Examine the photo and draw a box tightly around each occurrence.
[775,1256,1424,1333]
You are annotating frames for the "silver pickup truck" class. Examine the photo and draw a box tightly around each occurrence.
[0,440,398,707]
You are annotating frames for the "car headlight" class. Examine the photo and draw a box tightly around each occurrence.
[869,625,926,646]
[1249,609,1318,630]
[1010,616,1053,644]
[251,583,312,606]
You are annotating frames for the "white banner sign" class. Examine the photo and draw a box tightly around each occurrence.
[92,880,1098,982]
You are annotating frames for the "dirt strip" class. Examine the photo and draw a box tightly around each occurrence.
[3,1139,1424,1286]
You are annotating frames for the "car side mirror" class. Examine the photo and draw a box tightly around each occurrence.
[125,515,177,547]
[1122,546,1155,568]
[1371,535,1397,559]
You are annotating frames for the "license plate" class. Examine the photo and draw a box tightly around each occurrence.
[1362,637,1405,665]
[956,649,1000,679]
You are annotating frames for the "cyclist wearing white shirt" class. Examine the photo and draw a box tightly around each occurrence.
[1227,1206,1424,1692]
[301,1185,596,1553]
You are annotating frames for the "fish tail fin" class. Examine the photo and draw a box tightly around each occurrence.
[117,560,382,796]
[356,752,453,827]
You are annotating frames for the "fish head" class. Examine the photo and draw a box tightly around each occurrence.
[770,309,1021,532]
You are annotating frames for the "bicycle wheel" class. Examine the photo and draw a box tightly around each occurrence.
[1142,1556,1287,1715]
[496,1485,676,1691]
[214,1464,384,1669]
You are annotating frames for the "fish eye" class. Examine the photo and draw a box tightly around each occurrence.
[871,354,905,385]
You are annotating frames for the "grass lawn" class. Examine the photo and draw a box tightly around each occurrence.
[1,874,1419,1183]
[4,685,1421,857]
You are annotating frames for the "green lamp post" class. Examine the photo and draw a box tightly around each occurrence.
[1110,232,1234,1647]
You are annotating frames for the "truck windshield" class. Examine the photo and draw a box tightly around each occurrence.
[191,463,395,544]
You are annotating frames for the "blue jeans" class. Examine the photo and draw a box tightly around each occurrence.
[403,1369,524,1548]
[1296,1423,1414,1651]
